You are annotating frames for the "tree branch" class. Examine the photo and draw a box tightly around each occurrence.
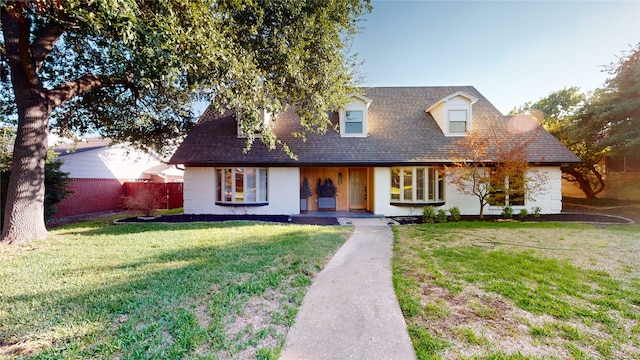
[1,5,41,90]
[31,22,66,73]
[47,73,136,107]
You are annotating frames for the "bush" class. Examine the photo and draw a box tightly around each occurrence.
[436,209,447,223]
[315,177,337,197]
[448,207,461,222]
[531,206,542,217]
[422,206,437,223]
[123,186,164,217]
[300,177,313,198]
[501,205,513,219]
[518,208,528,219]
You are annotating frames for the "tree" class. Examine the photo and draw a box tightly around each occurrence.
[1,127,70,230]
[513,44,640,199]
[447,116,548,218]
[589,44,640,156]
[0,0,371,244]
[43,151,71,220]
[513,87,609,199]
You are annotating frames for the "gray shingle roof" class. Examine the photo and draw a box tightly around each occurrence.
[169,86,580,166]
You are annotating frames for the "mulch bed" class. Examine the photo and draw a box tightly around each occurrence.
[115,212,632,226]
[117,214,341,226]
[390,212,633,225]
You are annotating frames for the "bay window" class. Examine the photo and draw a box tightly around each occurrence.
[391,167,444,204]
[216,168,268,204]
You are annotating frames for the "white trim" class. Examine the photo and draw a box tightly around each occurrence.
[216,167,268,204]
[425,91,478,113]
[339,96,371,137]
[390,166,444,203]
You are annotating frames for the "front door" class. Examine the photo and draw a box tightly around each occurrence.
[349,168,367,210]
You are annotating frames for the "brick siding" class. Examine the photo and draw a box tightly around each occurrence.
[54,178,124,218]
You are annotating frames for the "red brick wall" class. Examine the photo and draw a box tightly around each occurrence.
[54,178,124,218]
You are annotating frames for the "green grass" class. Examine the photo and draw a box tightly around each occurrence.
[0,217,350,359]
[393,221,640,359]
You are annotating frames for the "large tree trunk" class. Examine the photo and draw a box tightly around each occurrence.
[1,7,51,244]
[562,165,605,200]
[0,94,50,244]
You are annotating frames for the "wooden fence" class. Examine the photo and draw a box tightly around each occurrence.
[123,182,184,209]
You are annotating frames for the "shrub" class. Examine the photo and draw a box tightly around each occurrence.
[437,209,447,223]
[300,177,312,198]
[123,186,164,217]
[518,208,528,219]
[532,206,542,217]
[501,205,513,219]
[315,177,337,197]
[448,207,461,222]
[422,206,437,223]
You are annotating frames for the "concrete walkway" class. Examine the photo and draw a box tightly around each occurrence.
[281,218,417,360]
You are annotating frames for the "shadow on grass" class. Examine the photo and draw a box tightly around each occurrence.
[1,222,346,359]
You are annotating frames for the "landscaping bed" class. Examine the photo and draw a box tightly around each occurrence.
[117,214,341,226]
[390,212,633,225]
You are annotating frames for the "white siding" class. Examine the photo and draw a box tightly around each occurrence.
[183,167,299,215]
[372,166,563,216]
[184,165,563,216]
[429,102,446,134]
[59,145,163,180]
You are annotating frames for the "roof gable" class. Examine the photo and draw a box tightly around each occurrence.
[348,93,373,108]
[425,91,479,113]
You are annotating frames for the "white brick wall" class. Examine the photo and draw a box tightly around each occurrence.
[184,165,563,216]
[373,166,563,216]
[183,167,299,215]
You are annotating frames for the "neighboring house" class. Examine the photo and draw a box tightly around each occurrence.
[169,86,580,217]
[53,138,183,218]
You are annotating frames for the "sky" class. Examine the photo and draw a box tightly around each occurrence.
[350,0,640,114]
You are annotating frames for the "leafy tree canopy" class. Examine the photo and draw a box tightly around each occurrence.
[1,0,370,154]
[513,43,640,198]
[0,0,371,243]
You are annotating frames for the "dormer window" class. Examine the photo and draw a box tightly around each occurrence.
[237,109,272,138]
[426,91,478,136]
[345,110,364,133]
[339,94,372,137]
[448,109,468,134]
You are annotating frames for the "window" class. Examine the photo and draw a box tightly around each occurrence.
[489,172,525,207]
[448,109,468,134]
[339,95,371,137]
[345,110,363,134]
[390,167,444,203]
[216,168,268,204]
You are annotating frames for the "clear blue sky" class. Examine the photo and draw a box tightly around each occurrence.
[350,0,640,114]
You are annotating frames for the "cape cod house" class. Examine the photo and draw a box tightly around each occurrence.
[168,86,580,217]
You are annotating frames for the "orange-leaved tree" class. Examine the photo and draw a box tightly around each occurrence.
[447,115,549,218]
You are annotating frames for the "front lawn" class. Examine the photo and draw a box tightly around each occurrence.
[0,218,351,359]
[393,222,640,359]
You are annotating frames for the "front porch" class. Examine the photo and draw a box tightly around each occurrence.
[295,210,382,218]
[300,167,374,213]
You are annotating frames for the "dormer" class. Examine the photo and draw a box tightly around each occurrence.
[236,109,272,138]
[339,94,373,137]
[426,91,478,136]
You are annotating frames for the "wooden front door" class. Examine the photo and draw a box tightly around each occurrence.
[349,168,367,210]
